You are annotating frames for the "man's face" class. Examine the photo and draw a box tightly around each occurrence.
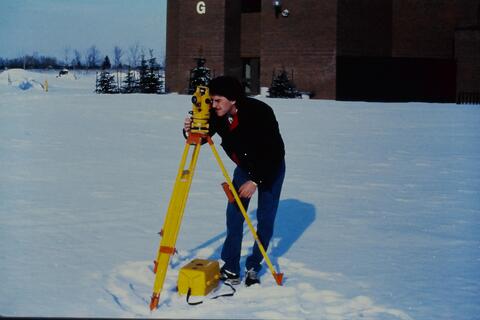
[211,95,236,117]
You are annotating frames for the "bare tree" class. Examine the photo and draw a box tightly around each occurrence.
[127,42,140,68]
[63,46,71,67]
[113,45,123,69]
[73,49,82,69]
[159,55,166,69]
[86,45,101,69]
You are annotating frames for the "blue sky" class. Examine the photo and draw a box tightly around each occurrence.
[0,0,167,62]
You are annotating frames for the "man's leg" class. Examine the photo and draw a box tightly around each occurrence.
[246,160,285,272]
[220,166,251,275]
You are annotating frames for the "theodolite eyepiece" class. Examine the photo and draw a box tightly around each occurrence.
[190,86,212,134]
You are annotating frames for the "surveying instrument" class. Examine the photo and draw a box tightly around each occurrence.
[149,86,283,310]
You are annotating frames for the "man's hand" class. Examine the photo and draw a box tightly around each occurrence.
[238,180,257,199]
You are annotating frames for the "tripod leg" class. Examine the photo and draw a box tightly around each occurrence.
[150,141,202,310]
[206,137,283,286]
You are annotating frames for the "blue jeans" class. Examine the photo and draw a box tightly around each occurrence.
[221,160,285,274]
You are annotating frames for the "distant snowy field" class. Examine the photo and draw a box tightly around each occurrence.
[1,69,479,319]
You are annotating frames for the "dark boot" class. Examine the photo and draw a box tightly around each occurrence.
[245,268,260,287]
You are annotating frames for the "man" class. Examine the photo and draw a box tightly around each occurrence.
[184,76,285,286]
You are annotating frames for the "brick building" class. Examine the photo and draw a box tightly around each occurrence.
[165,0,479,102]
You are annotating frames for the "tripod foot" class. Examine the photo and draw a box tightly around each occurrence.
[274,272,284,286]
[150,294,160,311]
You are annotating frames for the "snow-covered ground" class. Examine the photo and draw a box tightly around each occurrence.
[0,69,479,319]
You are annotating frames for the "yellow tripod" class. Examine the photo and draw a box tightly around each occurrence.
[149,87,283,311]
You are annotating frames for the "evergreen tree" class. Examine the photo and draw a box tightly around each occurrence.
[268,69,301,98]
[145,51,161,93]
[138,50,162,94]
[188,58,211,94]
[122,66,138,93]
[96,56,117,94]
[96,71,117,93]
[101,55,112,70]
[138,54,149,93]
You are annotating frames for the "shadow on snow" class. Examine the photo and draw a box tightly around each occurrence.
[182,198,316,276]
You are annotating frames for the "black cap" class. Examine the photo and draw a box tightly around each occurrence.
[208,76,245,102]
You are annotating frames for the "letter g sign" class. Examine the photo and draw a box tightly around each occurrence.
[196,1,206,14]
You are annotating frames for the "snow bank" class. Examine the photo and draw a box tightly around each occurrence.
[0,68,46,90]
[0,68,96,94]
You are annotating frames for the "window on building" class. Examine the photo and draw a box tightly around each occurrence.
[242,58,260,95]
[241,0,261,13]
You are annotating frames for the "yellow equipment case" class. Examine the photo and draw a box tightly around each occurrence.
[177,259,220,296]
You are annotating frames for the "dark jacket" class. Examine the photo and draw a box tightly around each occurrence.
[210,97,285,187]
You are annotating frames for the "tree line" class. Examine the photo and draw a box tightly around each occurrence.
[0,43,164,70]
[95,49,164,94]
[0,54,61,70]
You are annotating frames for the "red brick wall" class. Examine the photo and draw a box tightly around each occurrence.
[455,1,480,96]
[166,0,228,93]
[241,12,261,58]
[167,0,338,99]
[224,1,242,79]
[165,1,179,92]
[392,0,479,98]
[166,0,479,100]
[456,28,480,93]
[260,0,337,99]
[392,0,459,58]
[337,0,392,57]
